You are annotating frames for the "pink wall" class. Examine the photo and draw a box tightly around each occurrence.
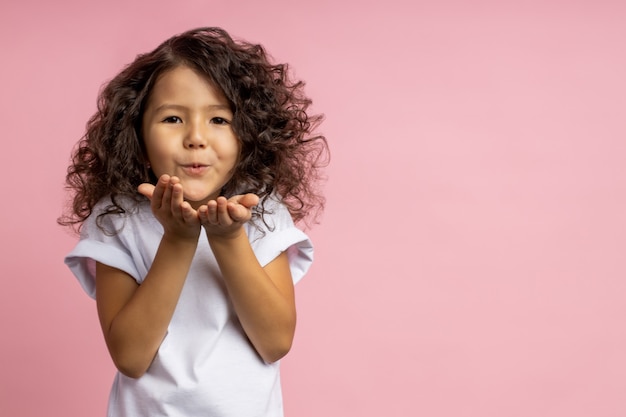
[1,1,625,416]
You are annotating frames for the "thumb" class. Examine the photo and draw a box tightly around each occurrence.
[138,183,156,200]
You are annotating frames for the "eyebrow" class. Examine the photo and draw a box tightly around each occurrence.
[153,103,232,112]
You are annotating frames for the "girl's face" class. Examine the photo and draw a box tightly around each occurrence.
[142,66,240,208]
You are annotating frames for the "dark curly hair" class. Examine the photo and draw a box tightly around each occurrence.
[58,27,328,233]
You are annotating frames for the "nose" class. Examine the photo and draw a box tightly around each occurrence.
[184,119,209,149]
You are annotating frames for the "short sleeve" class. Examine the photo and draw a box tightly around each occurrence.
[64,204,142,299]
[247,199,314,284]
[64,197,314,299]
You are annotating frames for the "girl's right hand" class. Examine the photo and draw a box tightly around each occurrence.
[138,174,201,240]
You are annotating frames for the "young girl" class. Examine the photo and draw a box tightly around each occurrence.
[60,27,327,417]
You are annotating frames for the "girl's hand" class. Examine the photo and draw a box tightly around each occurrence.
[138,175,201,240]
[198,193,259,239]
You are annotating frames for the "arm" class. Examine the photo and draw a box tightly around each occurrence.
[199,196,297,363]
[95,175,200,378]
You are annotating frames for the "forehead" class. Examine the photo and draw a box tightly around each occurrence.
[147,65,228,106]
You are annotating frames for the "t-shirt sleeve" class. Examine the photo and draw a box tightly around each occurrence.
[64,208,141,299]
[65,198,314,299]
[248,199,314,285]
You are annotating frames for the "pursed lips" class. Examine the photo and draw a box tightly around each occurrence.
[180,163,210,176]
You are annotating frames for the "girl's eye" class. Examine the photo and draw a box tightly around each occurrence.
[211,117,230,125]
[162,116,182,123]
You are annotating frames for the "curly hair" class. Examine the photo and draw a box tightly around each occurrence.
[58,27,328,233]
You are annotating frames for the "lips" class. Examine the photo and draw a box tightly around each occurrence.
[181,163,209,176]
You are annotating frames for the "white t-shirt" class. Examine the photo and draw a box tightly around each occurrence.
[65,196,313,417]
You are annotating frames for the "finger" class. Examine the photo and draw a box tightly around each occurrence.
[205,200,219,224]
[137,183,155,200]
[230,193,259,209]
[216,197,233,225]
[170,183,185,218]
[167,176,183,215]
[161,179,174,211]
[197,205,208,224]
[227,202,250,222]
[200,205,213,224]
[152,175,170,209]
[180,201,198,224]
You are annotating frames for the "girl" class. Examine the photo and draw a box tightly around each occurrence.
[60,27,327,417]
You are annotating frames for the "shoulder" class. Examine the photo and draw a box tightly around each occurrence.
[82,195,154,238]
[255,195,295,232]
[66,196,157,298]
[247,195,314,283]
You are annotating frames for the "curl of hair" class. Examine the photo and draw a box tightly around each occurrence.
[58,27,328,233]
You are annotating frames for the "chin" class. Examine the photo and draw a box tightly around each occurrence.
[185,192,218,206]
[182,184,222,204]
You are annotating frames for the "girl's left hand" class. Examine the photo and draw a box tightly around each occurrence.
[198,194,259,239]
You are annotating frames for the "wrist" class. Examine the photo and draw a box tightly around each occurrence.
[205,226,246,244]
[161,231,200,247]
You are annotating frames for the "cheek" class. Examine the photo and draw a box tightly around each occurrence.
[143,144,171,176]
[220,137,241,163]
[221,145,240,177]
[143,130,169,160]
[144,143,160,166]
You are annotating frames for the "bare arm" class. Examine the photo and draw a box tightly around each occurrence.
[97,175,296,377]
[95,175,200,378]
[199,196,297,363]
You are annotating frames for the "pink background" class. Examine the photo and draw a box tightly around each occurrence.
[1,0,625,416]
